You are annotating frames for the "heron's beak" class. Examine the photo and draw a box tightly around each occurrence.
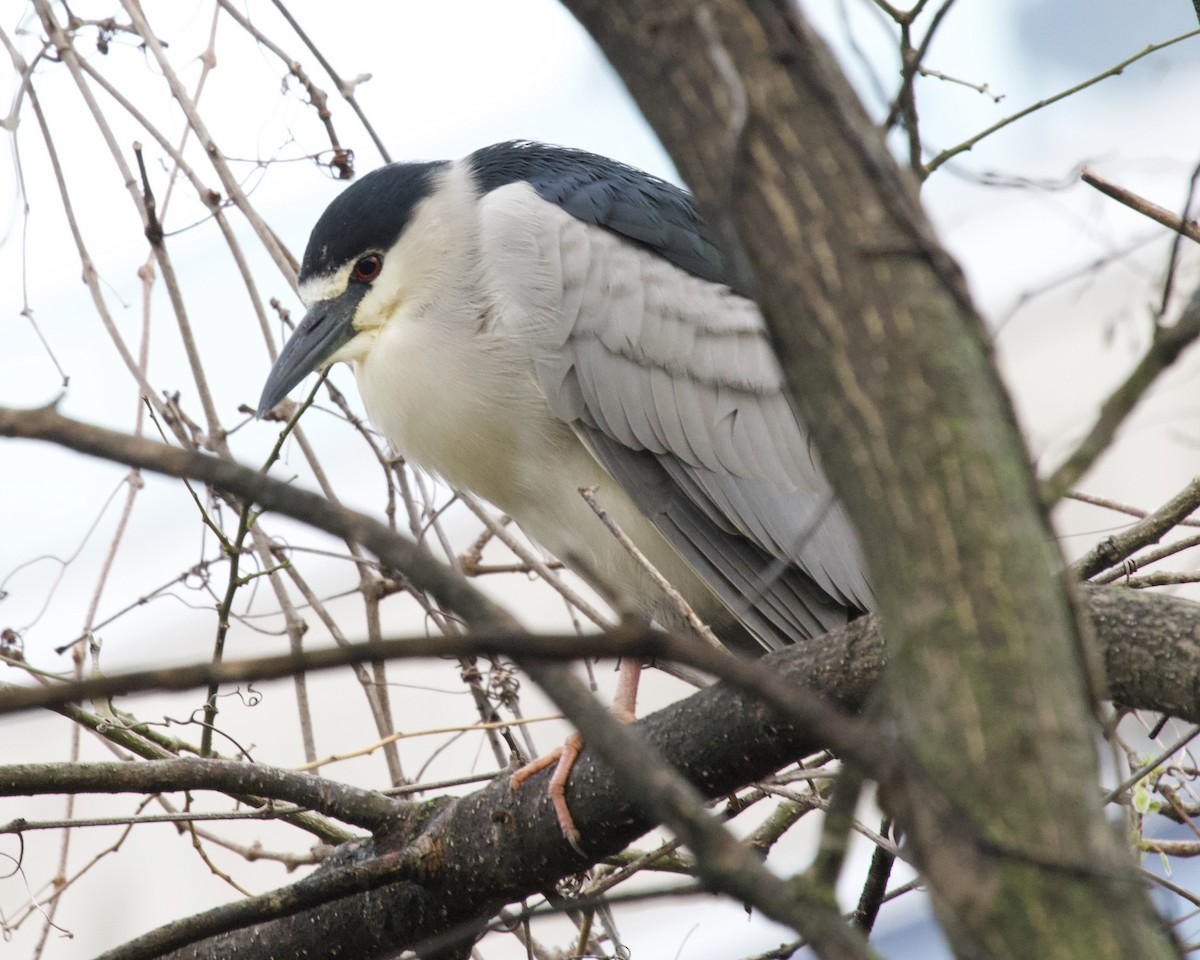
[256,285,367,417]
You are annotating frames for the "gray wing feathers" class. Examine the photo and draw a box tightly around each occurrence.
[659,459,871,608]
[468,141,736,290]
[478,183,874,647]
[582,429,856,651]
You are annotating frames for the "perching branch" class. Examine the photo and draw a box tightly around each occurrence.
[36,580,1200,960]
[0,399,880,956]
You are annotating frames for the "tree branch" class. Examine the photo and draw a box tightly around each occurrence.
[87,613,887,960]
[1074,475,1200,580]
[0,401,514,633]
[2,586,1198,723]
[0,759,402,833]
[10,582,1200,957]
[1081,168,1200,245]
[1045,281,1200,501]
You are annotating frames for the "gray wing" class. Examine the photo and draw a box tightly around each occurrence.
[468,140,736,290]
[477,178,873,649]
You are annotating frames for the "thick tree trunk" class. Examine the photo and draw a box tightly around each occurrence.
[559,1,1176,957]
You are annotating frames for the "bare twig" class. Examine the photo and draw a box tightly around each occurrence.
[213,0,354,178]
[459,491,612,630]
[1091,532,1200,585]
[1082,168,1200,246]
[579,485,722,647]
[1074,475,1200,580]
[916,65,1003,102]
[1066,490,1200,529]
[1,806,306,834]
[925,29,1200,175]
[1121,570,1200,589]
[265,0,392,163]
[0,758,403,832]
[1045,283,1200,502]
[293,714,561,772]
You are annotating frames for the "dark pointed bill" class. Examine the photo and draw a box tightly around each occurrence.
[256,284,369,417]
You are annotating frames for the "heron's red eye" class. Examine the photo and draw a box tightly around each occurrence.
[353,254,382,282]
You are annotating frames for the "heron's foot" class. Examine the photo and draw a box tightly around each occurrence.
[510,732,585,848]
[510,660,643,850]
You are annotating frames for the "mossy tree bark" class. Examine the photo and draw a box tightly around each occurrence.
[558,1,1178,957]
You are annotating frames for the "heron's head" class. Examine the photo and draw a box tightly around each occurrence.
[256,159,452,417]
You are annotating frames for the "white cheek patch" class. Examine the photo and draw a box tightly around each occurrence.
[353,258,410,327]
[299,269,351,307]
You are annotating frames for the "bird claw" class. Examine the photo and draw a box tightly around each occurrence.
[511,733,585,849]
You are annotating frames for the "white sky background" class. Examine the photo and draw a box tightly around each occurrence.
[1,1,1199,958]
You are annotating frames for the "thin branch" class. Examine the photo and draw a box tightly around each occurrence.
[1074,474,1200,579]
[1121,570,1200,589]
[1091,532,1200,585]
[116,0,299,285]
[579,485,721,647]
[0,758,402,833]
[274,557,403,770]
[1044,281,1200,500]
[1103,726,1200,805]
[916,65,1003,102]
[0,401,515,632]
[200,376,327,757]
[1141,838,1200,857]
[265,0,392,163]
[925,28,1200,175]
[1082,168,1200,246]
[212,0,354,178]
[293,714,562,772]
[0,626,755,720]
[1,806,306,834]
[1067,490,1200,529]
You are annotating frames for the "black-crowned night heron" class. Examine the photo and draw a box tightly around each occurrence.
[258,141,873,839]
